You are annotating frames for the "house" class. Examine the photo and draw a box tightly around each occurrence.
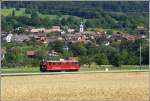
[52,26,60,30]
[38,35,48,43]
[45,26,61,33]
[67,28,75,33]
[61,31,107,43]
[48,50,60,59]
[5,33,13,42]
[105,42,110,46]
[15,34,31,42]
[112,32,136,41]
[44,29,53,33]
[136,26,146,34]
[30,28,45,33]
[107,35,112,39]
[60,31,65,35]
[26,51,35,57]
[31,34,48,43]
[49,26,61,32]
[30,26,61,33]
[1,32,9,41]
[135,35,146,40]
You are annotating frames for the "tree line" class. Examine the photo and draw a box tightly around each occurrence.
[48,39,148,67]
[2,38,148,68]
[2,1,148,13]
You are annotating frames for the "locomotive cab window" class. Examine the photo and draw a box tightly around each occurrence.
[57,62,61,65]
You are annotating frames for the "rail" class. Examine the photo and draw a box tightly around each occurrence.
[1,69,149,77]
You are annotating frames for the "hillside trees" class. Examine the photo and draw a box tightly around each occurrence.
[94,53,109,65]
[1,1,149,33]
[12,9,15,16]
[142,45,149,64]
[48,40,64,53]
[2,38,149,67]
[79,56,94,68]
[2,41,48,67]
[105,46,121,67]
[70,42,87,56]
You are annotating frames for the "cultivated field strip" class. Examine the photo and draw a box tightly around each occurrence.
[1,70,149,77]
[1,72,149,100]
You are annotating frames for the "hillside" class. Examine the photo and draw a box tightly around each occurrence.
[1,1,149,33]
[2,1,149,13]
[1,1,149,68]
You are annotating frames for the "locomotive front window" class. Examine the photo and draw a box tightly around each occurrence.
[75,62,78,64]
[66,62,69,64]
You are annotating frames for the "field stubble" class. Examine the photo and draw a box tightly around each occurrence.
[1,72,149,100]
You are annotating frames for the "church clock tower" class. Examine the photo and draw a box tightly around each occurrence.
[80,22,84,33]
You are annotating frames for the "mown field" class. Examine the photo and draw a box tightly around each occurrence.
[1,65,149,73]
[1,72,149,100]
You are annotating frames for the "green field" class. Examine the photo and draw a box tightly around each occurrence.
[1,8,81,20]
[1,65,149,74]
[1,67,39,73]
[1,8,30,17]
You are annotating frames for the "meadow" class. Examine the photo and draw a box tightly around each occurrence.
[1,8,81,20]
[1,65,149,73]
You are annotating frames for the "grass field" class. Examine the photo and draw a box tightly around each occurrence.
[1,65,149,73]
[1,8,30,17]
[1,8,81,20]
[1,72,149,100]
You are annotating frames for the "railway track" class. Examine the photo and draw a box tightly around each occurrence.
[1,69,149,77]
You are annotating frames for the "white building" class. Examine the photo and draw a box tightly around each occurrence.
[105,42,110,46]
[67,28,75,33]
[61,31,65,35]
[107,35,112,39]
[5,33,13,42]
[80,22,84,33]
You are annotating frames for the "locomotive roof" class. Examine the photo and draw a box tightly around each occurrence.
[46,60,78,62]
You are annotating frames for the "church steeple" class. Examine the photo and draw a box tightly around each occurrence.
[80,21,84,33]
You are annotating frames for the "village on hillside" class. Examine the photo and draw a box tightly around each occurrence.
[1,21,148,65]
[2,22,147,44]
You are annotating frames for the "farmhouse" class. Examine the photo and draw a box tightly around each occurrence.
[26,51,35,57]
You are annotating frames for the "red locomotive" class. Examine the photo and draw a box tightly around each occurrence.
[40,59,80,72]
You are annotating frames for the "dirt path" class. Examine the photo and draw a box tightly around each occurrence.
[1,72,149,100]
